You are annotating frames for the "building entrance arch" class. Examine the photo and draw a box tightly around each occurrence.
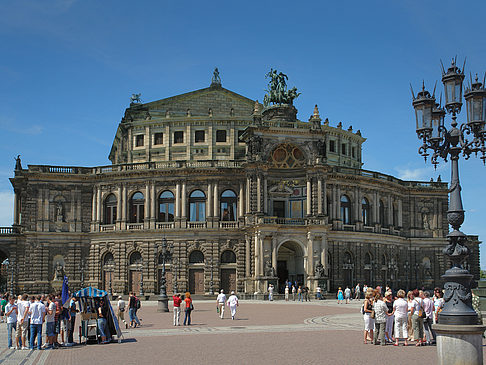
[276,240,305,293]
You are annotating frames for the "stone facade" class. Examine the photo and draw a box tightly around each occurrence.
[0,75,481,296]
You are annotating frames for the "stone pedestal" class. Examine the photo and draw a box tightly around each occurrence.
[51,280,62,293]
[433,324,486,365]
[157,297,169,313]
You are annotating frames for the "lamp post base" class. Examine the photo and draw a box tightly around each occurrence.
[157,297,169,313]
[433,324,486,365]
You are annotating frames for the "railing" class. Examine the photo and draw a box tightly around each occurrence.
[0,227,20,235]
[380,228,390,234]
[126,223,143,230]
[188,222,207,229]
[342,224,355,231]
[363,226,374,233]
[156,222,175,230]
[219,221,239,229]
[100,224,115,232]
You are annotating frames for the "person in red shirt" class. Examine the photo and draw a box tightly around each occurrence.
[183,292,193,326]
[172,293,182,326]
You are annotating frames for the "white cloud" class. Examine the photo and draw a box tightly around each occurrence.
[394,163,447,181]
[0,115,43,135]
[0,192,13,227]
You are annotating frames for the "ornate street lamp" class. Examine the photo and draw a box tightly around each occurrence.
[139,260,144,297]
[172,257,179,295]
[155,238,172,312]
[411,58,485,326]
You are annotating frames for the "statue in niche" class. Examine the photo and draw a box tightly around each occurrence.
[264,260,275,277]
[315,261,325,278]
[422,213,430,230]
[56,202,64,222]
[54,262,64,281]
[423,261,432,280]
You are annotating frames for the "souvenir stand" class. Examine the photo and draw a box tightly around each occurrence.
[74,287,122,344]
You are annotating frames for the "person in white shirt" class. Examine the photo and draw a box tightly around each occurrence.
[344,287,352,304]
[45,295,56,350]
[216,290,226,319]
[226,291,239,320]
[391,289,409,346]
[28,295,46,350]
[16,294,30,350]
[117,296,127,328]
[316,286,321,300]
[284,286,290,301]
[410,289,425,346]
[5,297,17,349]
[268,284,274,301]
[422,291,436,344]
[354,283,361,301]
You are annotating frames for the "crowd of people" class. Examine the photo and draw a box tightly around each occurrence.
[0,291,79,350]
[282,281,313,302]
[361,285,445,346]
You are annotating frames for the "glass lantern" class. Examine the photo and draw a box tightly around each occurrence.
[464,76,486,133]
[442,60,465,113]
[431,103,446,141]
[412,87,435,134]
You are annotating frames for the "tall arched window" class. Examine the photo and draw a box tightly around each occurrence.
[189,250,204,263]
[220,190,237,221]
[344,251,352,264]
[340,195,351,224]
[158,191,174,222]
[189,190,206,222]
[129,251,142,265]
[221,250,236,263]
[361,198,370,226]
[379,200,386,226]
[130,192,145,223]
[104,194,117,224]
[392,203,398,227]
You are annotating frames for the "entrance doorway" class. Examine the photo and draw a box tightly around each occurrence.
[220,269,236,294]
[189,269,204,294]
[129,270,141,295]
[277,241,305,292]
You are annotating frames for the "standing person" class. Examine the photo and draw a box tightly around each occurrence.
[16,294,30,350]
[216,290,226,319]
[383,290,394,343]
[433,288,444,324]
[291,285,296,301]
[172,293,182,326]
[363,290,374,344]
[373,292,388,346]
[116,296,127,329]
[67,296,78,345]
[5,296,17,349]
[304,286,310,302]
[59,299,70,346]
[355,283,361,301]
[344,286,351,304]
[297,286,303,302]
[363,285,368,297]
[45,295,56,350]
[28,295,46,350]
[422,291,436,345]
[316,286,322,300]
[183,292,193,326]
[0,294,7,323]
[54,292,62,347]
[97,298,111,344]
[128,292,141,328]
[407,291,415,341]
[410,289,425,346]
[268,284,274,301]
[391,290,409,346]
[337,287,344,304]
[284,285,290,301]
[226,291,239,320]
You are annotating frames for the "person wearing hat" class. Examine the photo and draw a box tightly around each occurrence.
[384,290,394,343]
[226,291,239,320]
[117,296,127,329]
[216,290,226,319]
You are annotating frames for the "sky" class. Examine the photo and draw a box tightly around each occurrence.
[1,0,486,267]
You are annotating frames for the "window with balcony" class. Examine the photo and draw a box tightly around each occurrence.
[220,190,237,221]
[189,190,206,221]
[340,195,351,224]
[158,190,174,222]
[135,135,144,147]
[361,198,370,226]
[103,194,117,224]
[195,130,205,143]
[379,200,386,226]
[174,131,184,144]
[329,140,336,152]
[154,132,163,145]
[130,192,145,223]
[216,130,227,142]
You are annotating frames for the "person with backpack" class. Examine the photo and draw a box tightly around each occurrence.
[128,292,141,328]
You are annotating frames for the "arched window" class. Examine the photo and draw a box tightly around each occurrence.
[344,251,352,264]
[340,195,351,224]
[365,252,372,265]
[361,198,370,226]
[189,250,204,264]
[221,250,236,264]
[104,194,117,224]
[392,203,398,227]
[382,254,387,266]
[379,200,386,226]
[326,195,332,218]
[189,190,206,222]
[129,251,142,265]
[220,190,237,221]
[130,192,145,223]
[158,191,174,222]
[103,252,114,267]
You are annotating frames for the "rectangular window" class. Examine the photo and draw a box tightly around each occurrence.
[352,147,356,158]
[237,130,244,142]
[290,200,303,218]
[174,131,184,144]
[154,132,163,145]
[195,130,205,143]
[216,130,227,142]
[273,200,285,218]
[329,140,336,152]
[341,143,346,155]
[135,135,144,147]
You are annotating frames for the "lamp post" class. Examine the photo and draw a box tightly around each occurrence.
[2,258,13,297]
[172,257,179,295]
[155,238,172,312]
[139,260,144,297]
[108,266,113,300]
[412,58,486,364]
[403,261,411,291]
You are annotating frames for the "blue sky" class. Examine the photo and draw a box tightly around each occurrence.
[1,0,486,266]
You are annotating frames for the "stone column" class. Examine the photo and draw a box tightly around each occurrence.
[335,186,341,220]
[323,181,328,216]
[91,187,97,223]
[13,191,19,225]
[239,183,244,218]
[257,175,261,213]
[175,182,181,219]
[181,181,187,220]
[96,186,102,223]
[150,184,156,227]
[307,232,314,276]
[121,185,127,228]
[306,178,312,216]
[245,235,251,277]
[271,237,277,274]
[355,187,361,223]
[373,191,379,224]
[388,195,393,227]
[144,183,150,228]
[398,199,403,228]
[117,186,122,229]
[317,179,322,215]
[254,232,260,277]
[207,182,213,218]
[263,177,268,214]
[213,183,218,220]
[246,177,251,213]
[259,234,264,276]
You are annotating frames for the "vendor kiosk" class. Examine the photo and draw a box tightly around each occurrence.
[74,287,122,344]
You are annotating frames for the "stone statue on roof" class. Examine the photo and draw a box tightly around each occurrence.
[263,68,300,106]
[211,67,221,87]
[130,93,142,104]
